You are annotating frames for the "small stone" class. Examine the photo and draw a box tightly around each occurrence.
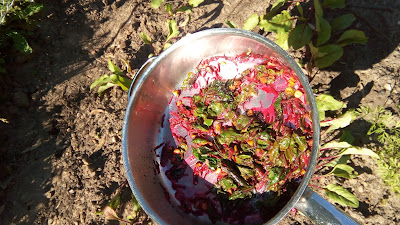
[69,189,74,194]
[384,83,392,91]
[357,185,364,193]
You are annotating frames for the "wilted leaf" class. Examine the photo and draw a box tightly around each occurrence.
[314,0,323,17]
[323,0,346,9]
[321,110,356,133]
[103,206,120,220]
[90,75,112,92]
[339,147,379,158]
[7,31,32,54]
[166,20,180,42]
[289,23,313,50]
[336,29,368,47]
[313,44,343,68]
[140,32,152,45]
[243,13,259,31]
[332,14,356,31]
[316,93,346,121]
[180,14,191,27]
[151,0,163,9]
[189,0,204,7]
[324,184,359,208]
[329,164,358,178]
[315,15,331,46]
[225,19,238,28]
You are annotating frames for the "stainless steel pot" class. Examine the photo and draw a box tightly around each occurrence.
[122,28,360,225]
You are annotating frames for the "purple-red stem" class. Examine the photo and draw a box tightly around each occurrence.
[308,184,324,190]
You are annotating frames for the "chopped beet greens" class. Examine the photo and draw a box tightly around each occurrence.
[165,52,313,224]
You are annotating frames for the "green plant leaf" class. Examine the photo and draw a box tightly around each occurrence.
[340,130,355,144]
[132,194,142,213]
[243,13,259,31]
[103,205,120,220]
[336,29,368,47]
[140,32,152,45]
[98,83,117,95]
[189,0,204,7]
[324,155,350,167]
[314,0,323,17]
[329,164,358,178]
[324,184,359,208]
[165,3,173,15]
[296,2,304,18]
[151,0,163,9]
[321,141,352,150]
[315,15,331,46]
[21,3,43,19]
[265,0,289,20]
[315,93,346,121]
[332,14,356,31]
[323,0,346,9]
[108,193,121,210]
[166,19,180,43]
[90,75,112,92]
[339,147,379,158]
[225,19,237,28]
[259,10,292,50]
[289,23,313,50]
[313,44,343,68]
[320,110,356,134]
[108,59,122,74]
[177,5,193,13]
[180,14,191,27]
[110,74,131,91]
[7,31,32,54]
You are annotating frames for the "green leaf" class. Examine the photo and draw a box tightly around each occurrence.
[289,23,313,50]
[340,130,355,144]
[243,13,259,31]
[321,141,352,150]
[108,59,122,74]
[332,14,356,31]
[329,164,358,178]
[324,184,359,208]
[166,20,180,43]
[151,0,163,9]
[189,0,204,7]
[315,93,346,121]
[313,44,343,68]
[110,74,131,91]
[177,5,193,13]
[315,16,331,46]
[320,110,356,133]
[7,31,32,54]
[21,3,43,19]
[140,32,152,45]
[314,0,323,17]
[165,3,173,15]
[336,29,368,47]
[225,19,237,28]
[163,42,172,50]
[339,147,379,158]
[90,75,112,92]
[180,14,191,27]
[324,155,350,167]
[259,10,293,50]
[131,194,142,213]
[296,3,304,18]
[108,193,121,210]
[323,0,346,9]
[98,83,117,95]
[265,0,289,20]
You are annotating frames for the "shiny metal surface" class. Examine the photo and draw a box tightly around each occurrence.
[295,187,361,225]
[122,28,320,225]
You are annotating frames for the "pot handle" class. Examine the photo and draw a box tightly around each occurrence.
[295,187,361,225]
[128,57,156,100]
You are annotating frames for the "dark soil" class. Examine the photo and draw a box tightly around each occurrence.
[0,0,399,224]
